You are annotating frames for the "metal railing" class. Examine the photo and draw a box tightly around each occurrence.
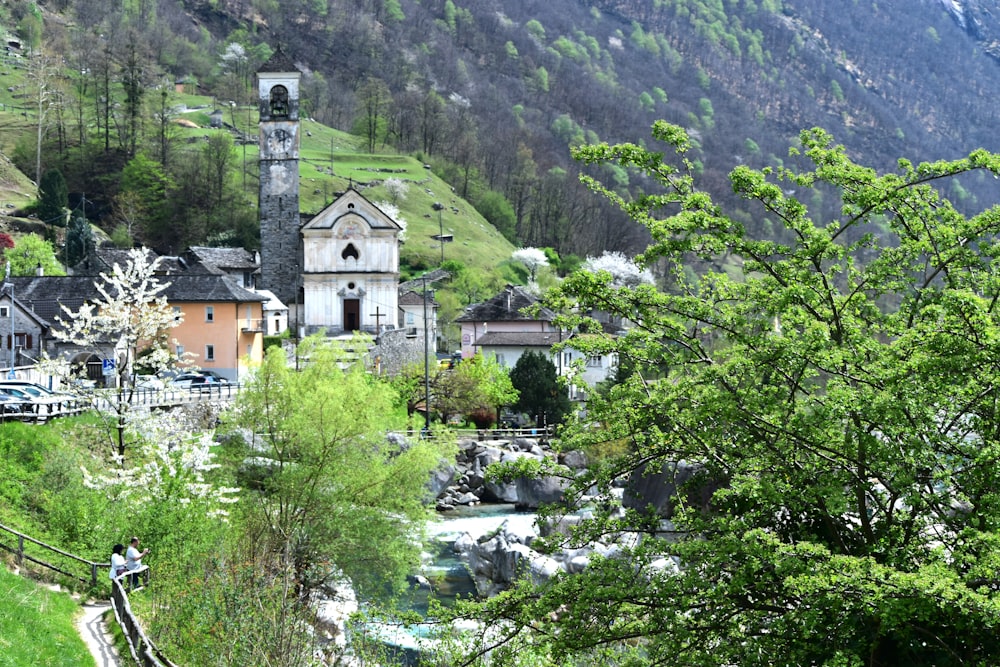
[0,522,175,667]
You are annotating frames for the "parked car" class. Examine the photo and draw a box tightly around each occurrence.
[169,373,222,392]
[0,393,31,416]
[197,370,231,384]
[134,375,165,391]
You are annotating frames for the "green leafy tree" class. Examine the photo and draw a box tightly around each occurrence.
[459,352,519,426]
[9,234,65,276]
[509,350,570,427]
[451,122,1000,665]
[230,335,453,598]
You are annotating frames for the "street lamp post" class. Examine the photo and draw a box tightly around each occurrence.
[4,264,13,379]
[422,274,431,433]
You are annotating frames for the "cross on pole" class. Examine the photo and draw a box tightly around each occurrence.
[370,306,384,335]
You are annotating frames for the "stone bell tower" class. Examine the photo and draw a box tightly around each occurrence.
[257,50,302,311]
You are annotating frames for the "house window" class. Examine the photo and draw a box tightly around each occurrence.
[563,352,572,366]
[6,334,31,349]
[0,306,8,318]
[205,344,215,361]
[176,344,185,357]
[205,306,214,322]
[173,306,182,322]
[496,354,506,367]
[587,355,603,367]
[405,311,415,325]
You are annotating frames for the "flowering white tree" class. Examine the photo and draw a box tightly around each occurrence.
[583,250,655,287]
[50,248,183,457]
[377,200,408,241]
[383,177,409,204]
[82,410,239,520]
[512,247,549,282]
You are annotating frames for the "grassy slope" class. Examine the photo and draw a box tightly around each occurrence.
[0,50,37,211]
[0,53,515,280]
[177,101,516,280]
[0,566,96,667]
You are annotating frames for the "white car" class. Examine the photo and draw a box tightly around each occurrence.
[134,375,165,391]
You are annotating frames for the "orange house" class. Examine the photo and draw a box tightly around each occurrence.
[163,276,266,382]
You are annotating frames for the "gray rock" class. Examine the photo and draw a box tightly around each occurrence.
[514,475,569,510]
[427,462,458,499]
[560,449,588,469]
[622,460,726,518]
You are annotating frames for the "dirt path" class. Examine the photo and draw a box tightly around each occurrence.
[76,600,121,667]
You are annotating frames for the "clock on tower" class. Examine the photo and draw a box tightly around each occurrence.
[256,50,302,309]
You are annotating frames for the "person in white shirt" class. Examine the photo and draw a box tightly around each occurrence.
[125,536,149,589]
[109,544,126,584]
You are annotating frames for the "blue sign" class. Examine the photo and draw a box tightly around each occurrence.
[101,358,115,376]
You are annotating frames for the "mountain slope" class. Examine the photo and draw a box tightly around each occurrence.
[23,0,1000,257]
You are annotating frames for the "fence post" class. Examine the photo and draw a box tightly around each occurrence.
[90,562,98,587]
[16,534,23,564]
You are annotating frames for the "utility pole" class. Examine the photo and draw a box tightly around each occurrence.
[433,202,445,264]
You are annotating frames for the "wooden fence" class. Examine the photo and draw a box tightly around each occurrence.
[0,522,176,667]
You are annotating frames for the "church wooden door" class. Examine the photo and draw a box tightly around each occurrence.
[344,298,360,331]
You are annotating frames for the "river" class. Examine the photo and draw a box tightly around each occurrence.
[359,503,538,664]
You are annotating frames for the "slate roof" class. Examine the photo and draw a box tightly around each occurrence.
[474,332,563,347]
[7,274,264,325]
[258,49,299,74]
[398,289,438,307]
[9,277,106,322]
[398,268,451,293]
[185,246,259,273]
[456,285,555,323]
[161,275,266,303]
[72,247,163,276]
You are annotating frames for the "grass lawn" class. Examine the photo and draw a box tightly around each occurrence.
[0,566,95,667]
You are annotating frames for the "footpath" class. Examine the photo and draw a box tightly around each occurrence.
[76,599,121,667]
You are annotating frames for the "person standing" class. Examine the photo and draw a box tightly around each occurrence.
[109,544,126,584]
[125,536,149,589]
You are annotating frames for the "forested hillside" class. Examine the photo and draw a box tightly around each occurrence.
[6,0,1000,261]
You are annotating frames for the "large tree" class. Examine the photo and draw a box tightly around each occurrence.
[231,335,454,599]
[452,123,1000,665]
[509,350,571,428]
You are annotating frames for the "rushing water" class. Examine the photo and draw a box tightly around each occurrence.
[359,504,538,664]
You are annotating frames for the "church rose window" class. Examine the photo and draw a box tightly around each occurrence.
[270,85,289,117]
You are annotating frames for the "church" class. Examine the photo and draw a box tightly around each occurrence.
[256,51,407,338]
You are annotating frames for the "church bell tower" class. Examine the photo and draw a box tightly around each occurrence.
[257,50,302,310]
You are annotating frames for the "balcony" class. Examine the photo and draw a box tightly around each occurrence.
[241,319,264,333]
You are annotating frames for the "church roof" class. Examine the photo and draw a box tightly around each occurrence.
[258,49,299,74]
[456,284,556,323]
[302,187,403,232]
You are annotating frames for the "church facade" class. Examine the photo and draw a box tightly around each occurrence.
[257,52,402,336]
